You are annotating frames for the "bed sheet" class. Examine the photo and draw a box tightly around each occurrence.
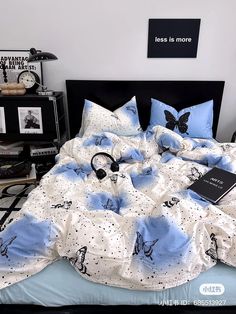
[0,259,234,307]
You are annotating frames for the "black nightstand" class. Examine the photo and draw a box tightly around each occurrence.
[0,92,69,178]
[0,92,68,146]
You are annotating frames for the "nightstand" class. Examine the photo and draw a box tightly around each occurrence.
[0,92,68,178]
[0,92,68,147]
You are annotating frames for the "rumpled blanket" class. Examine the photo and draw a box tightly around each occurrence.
[1,125,236,291]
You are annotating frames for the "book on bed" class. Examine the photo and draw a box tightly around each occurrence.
[189,167,236,204]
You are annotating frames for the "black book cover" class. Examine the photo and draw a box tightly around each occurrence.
[189,167,236,204]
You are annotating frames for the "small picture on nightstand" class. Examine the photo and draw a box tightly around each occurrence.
[18,107,43,134]
[0,107,6,133]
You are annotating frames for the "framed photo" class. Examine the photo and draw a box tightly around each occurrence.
[0,50,43,85]
[18,107,43,134]
[0,107,6,133]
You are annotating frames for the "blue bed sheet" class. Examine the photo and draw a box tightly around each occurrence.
[0,259,235,307]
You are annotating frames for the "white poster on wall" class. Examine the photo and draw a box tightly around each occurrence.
[0,50,43,85]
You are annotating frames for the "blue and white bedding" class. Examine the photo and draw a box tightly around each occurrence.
[1,125,236,291]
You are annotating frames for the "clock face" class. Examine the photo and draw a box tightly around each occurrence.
[17,71,40,91]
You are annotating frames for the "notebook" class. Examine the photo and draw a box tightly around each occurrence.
[188,167,236,204]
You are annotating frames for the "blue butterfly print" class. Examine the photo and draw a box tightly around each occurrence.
[133,232,158,260]
[83,135,112,147]
[74,167,84,175]
[73,166,91,178]
[117,154,133,163]
[102,198,119,213]
[143,167,152,176]
[126,105,137,115]
[94,135,108,146]
[0,235,17,258]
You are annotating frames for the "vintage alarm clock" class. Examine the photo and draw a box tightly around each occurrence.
[17,70,40,93]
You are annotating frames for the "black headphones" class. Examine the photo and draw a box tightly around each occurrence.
[91,152,119,180]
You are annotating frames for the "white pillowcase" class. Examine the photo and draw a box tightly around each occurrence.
[78,97,142,137]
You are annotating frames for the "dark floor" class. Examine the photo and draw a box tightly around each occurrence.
[0,305,235,314]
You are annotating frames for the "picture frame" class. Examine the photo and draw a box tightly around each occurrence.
[0,49,43,85]
[0,107,6,133]
[18,107,43,134]
[147,19,201,58]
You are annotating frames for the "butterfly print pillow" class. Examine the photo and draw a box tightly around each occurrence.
[78,96,142,137]
[149,99,214,138]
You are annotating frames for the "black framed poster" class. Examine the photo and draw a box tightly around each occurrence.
[148,19,201,58]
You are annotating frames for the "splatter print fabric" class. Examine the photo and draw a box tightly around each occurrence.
[1,125,236,290]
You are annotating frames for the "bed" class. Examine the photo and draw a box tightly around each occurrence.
[3,79,236,314]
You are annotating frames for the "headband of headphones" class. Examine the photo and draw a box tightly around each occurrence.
[90,152,119,179]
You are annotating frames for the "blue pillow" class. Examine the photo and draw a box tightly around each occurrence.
[149,99,214,138]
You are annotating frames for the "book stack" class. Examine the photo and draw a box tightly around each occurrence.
[0,141,24,158]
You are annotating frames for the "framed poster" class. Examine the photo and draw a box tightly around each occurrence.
[0,50,43,85]
[18,107,43,134]
[148,19,201,58]
[0,107,6,133]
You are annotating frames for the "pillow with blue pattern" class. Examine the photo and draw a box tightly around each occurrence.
[149,99,214,138]
[79,97,142,137]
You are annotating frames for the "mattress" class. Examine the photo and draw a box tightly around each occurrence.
[0,259,234,307]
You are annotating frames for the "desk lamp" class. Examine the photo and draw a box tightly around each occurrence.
[27,48,58,96]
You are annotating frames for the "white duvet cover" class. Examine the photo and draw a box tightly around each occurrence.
[1,126,236,291]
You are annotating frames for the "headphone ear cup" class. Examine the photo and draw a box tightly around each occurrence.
[96,168,107,180]
[111,162,119,172]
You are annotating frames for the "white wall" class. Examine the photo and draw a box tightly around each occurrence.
[1,0,236,141]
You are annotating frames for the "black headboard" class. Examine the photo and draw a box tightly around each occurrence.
[66,80,225,139]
